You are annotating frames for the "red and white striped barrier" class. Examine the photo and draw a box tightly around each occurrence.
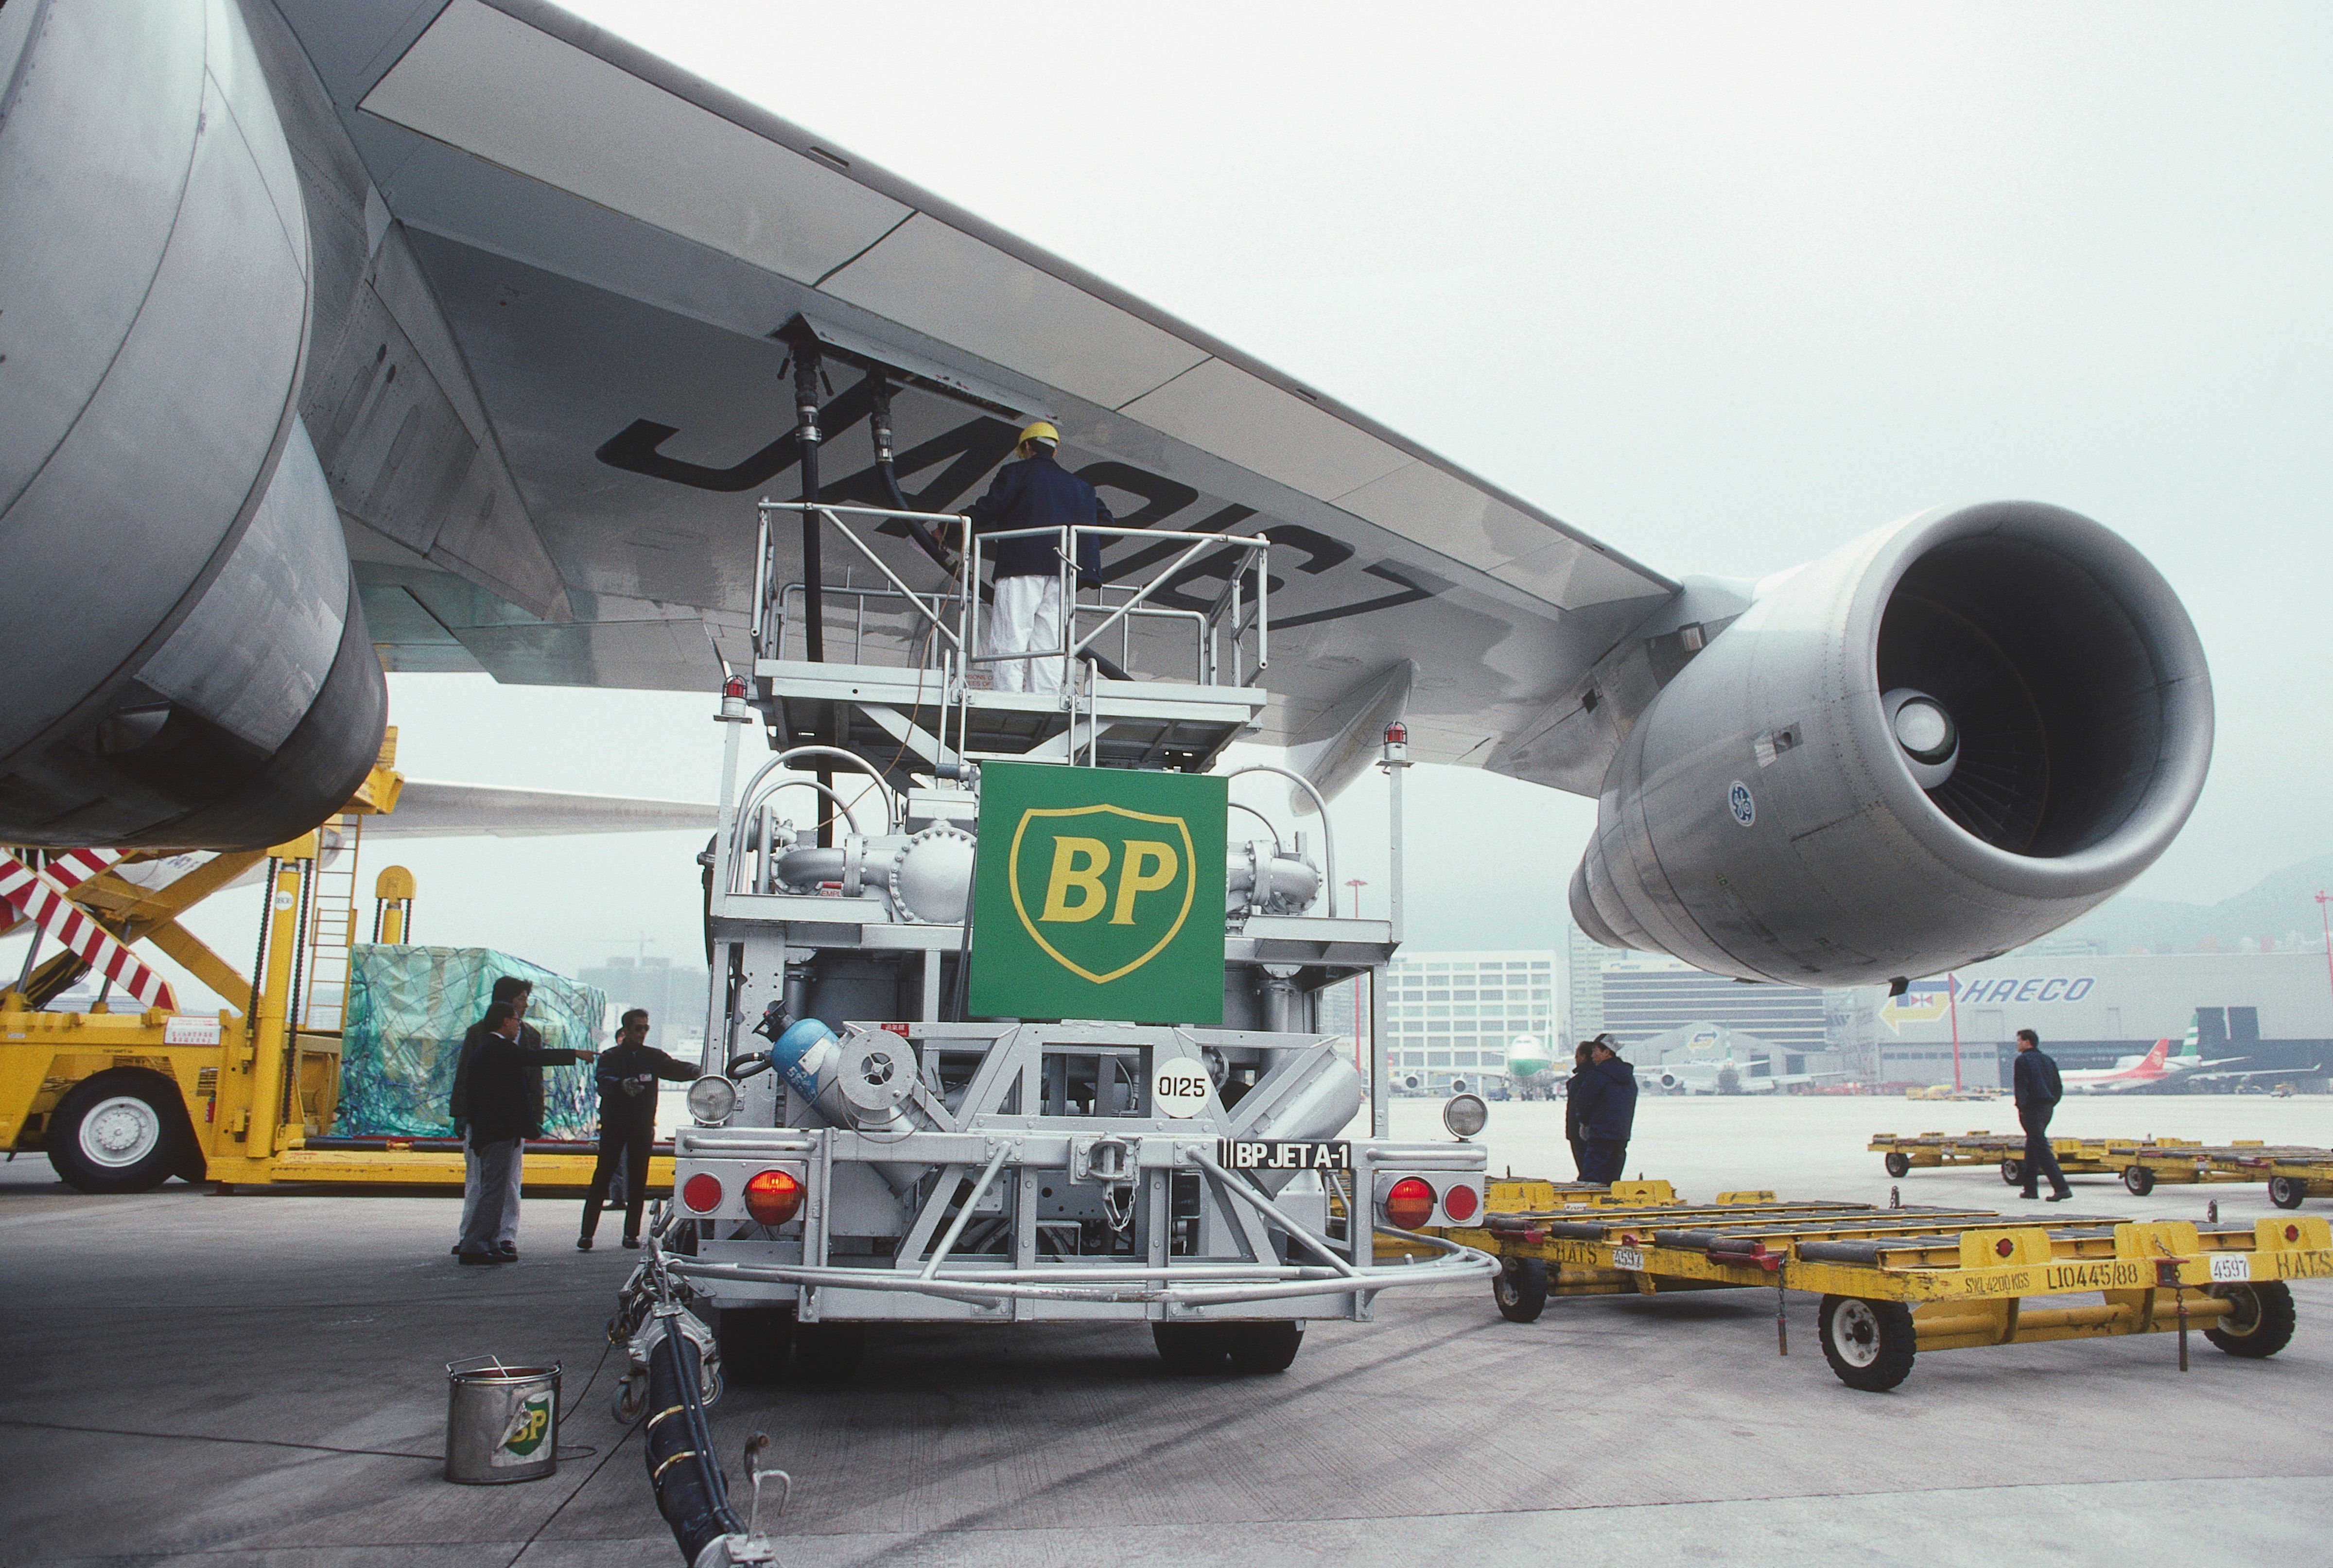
[0,847,117,938]
[0,851,175,1010]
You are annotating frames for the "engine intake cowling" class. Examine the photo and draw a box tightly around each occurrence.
[1570,501,2211,986]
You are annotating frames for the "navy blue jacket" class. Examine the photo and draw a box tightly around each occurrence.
[2013,1048,2063,1112]
[964,452,1112,580]
[595,1041,698,1127]
[1568,1055,1639,1145]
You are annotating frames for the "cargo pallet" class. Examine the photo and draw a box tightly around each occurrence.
[2104,1140,2333,1207]
[1446,1180,2333,1390]
[1870,1130,2128,1186]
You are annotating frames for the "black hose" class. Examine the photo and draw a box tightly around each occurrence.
[781,323,837,848]
[643,1317,741,1564]
[869,377,959,575]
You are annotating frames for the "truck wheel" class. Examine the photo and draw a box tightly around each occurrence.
[718,1307,793,1386]
[47,1070,186,1193]
[1494,1258,1549,1323]
[2123,1167,2156,1197]
[1883,1152,1911,1178]
[793,1320,865,1381]
[2205,1281,2296,1359]
[1818,1295,1915,1392]
[1226,1321,1303,1374]
[1152,1322,1230,1374]
[2268,1176,2308,1210]
[1999,1159,2023,1186]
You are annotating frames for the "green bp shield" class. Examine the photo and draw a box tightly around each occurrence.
[970,762,1226,1024]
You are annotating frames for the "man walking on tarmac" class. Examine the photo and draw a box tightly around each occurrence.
[2014,1027,2073,1201]
[458,1003,593,1264]
[579,1010,697,1251]
[955,421,1111,695]
[1568,1034,1639,1185]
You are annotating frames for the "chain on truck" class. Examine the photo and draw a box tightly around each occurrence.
[661,453,1493,1379]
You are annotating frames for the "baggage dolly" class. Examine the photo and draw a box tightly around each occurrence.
[1448,1183,2333,1391]
[2107,1140,2333,1205]
[1871,1130,2128,1186]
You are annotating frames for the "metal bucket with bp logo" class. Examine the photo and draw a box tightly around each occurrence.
[444,1357,561,1484]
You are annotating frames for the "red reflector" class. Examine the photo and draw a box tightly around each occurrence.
[743,1167,804,1225]
[1995,1237,2015,1258]
[1384,1176,1436,1231]
[681,1173,724,1213]
[2287,1224,2302,1242]
[1442,1183,1479,1223]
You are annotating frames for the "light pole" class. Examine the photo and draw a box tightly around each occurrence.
[1346,878,1368,1072]
[2316,891,2333,1028]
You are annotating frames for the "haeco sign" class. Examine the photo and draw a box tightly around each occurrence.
[968,761,1227,1025]
[1883,974,2097,1032]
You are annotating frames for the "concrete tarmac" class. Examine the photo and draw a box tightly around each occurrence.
[6,1096,2331,1567]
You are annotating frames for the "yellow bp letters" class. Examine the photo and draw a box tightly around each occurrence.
[1040,837,1111,923]
[1111,840,1179,925]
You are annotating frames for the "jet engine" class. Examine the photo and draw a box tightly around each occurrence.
[1570,502,2211,987]
[0,0,384,849]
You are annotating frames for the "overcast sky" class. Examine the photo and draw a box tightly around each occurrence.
[71,3,2333,1010]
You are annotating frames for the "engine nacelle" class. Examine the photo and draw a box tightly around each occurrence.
[1570,502,2211,987]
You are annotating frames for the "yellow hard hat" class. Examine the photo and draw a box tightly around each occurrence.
[1017,420,1060,449]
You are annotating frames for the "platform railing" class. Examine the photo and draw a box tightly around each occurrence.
[754,500,1271,693]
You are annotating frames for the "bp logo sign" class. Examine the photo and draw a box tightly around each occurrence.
[970,762,1225,1025]
[491,1392,555,1467]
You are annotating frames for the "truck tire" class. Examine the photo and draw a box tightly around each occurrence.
[2205,1281,2296,1359]
[1883,1152,1911,1178]
[718,1307,793,1386]
[2268,1176,2308,1210]
[1226,1321,1303,1374]
[1152,1322,1230,1374]
[47,1070,187,1193]
[792,1320,865,1381]
[1494,1258,1549,1323]
[1818,1294,1916,1392]
[2123,1166,2155,1197]
[1999,1159,2023,1187]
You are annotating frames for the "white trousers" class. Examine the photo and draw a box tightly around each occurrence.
[985,574,1063,694]
[458,1141,523,1246]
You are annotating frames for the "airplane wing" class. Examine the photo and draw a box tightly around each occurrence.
[253,0,1677,791]
[369,781,716,839]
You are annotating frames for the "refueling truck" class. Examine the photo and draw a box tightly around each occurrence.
[662,499,1493,1378]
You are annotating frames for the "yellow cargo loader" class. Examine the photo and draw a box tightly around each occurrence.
[0,738,669,1198]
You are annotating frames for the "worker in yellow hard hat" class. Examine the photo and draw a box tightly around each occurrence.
[956,420,1112,695]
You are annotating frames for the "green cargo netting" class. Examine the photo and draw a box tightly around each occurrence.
[339,946,608,1137]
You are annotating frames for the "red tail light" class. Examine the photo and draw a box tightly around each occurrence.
[1384,1176,1436,1230]
[743,1168,804,1225]
[681,1173,724,1213]
[1442,1183,1479,1223]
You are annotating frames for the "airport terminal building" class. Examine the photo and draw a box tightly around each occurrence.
[1831,951,2333,1088]
[1340,949,1560,1095]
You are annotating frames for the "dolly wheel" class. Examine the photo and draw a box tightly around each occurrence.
[2268,1176,2308,1210]
[2205,1282,2296,1359]
[1152,1322,1230,1374]
[1883,1152,1911,1179]
[717,1307,794,1386]
[793,1321,865,1381]
[47,1070,187,1194]
[1818,1295,1916,1392]
[2123,1166,2156,1197]
[1226,1321,1305,1374]
[1494,1258,1549,1323]
[1999,1159,2024,1187]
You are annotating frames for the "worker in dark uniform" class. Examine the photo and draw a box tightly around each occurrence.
[450,976,551,1257]
[578,1010,698,1251]
[1568,1034,1639,1185]
[457,1003,592,1264]
[1563,1041,1596,1180]
[2013,1027,2072,1201]
[955,421,1111,694]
